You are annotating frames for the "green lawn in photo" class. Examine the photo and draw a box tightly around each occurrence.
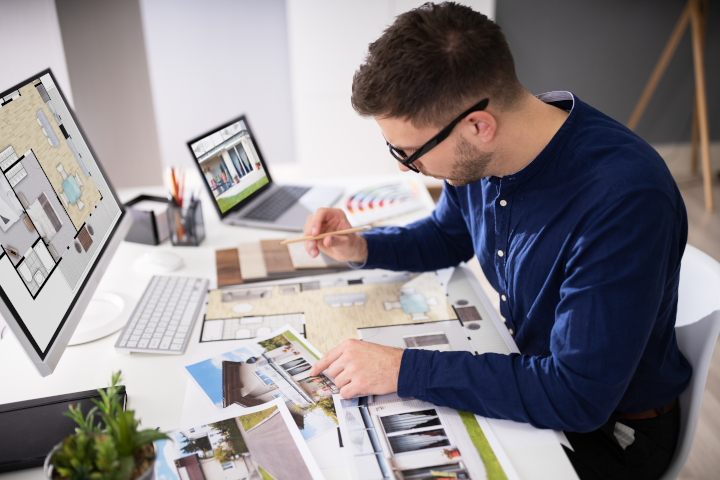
[238,405,278,431]
[258,465,277,480]
[217,176,269,213]
[283,330,320,360]
[458,410,508,480]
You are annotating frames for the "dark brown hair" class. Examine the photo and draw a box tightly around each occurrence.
[351,2,523,127]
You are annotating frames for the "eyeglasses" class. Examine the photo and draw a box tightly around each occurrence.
[385,98,490,173]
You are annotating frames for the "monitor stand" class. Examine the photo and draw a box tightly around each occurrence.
[0,292,134,346]
[68,292,135,345]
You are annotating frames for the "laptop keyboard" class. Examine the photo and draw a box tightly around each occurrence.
[243,186,311,221]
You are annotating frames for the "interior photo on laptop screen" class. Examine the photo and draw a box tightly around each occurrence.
[0,70,123,358]
[189,117,269,214]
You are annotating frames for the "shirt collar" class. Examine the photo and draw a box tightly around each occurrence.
[489,91,578,185]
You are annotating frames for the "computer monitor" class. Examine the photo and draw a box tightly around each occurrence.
[0,69,132,376]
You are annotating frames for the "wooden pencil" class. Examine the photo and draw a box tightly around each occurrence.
[279,225,372,245]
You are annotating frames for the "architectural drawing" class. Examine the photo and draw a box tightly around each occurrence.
[204,272,457,353]
[0,72,122,351]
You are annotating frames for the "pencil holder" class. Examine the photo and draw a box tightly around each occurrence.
[167,200,205,246]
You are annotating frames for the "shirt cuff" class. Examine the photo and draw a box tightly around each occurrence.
[346,232,370,269]
[397,348,434,400]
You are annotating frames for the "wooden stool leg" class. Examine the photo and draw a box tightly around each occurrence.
[690,0,714,211]
[691,100,699,176]
[627,2,690,131]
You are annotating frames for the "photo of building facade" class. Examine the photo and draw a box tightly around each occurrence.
[190,120,266,201]
[338,394,499,480]
[221,334,339,410]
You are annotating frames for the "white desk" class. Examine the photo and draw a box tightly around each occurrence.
[0,174,577,480]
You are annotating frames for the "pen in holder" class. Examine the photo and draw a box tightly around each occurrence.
[168,199,205,246]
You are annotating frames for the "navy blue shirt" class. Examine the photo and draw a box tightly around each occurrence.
[359,92,692,432]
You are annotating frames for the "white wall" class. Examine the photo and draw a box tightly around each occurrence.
[280,0,495,182]
[139,0,295,174]
[0,0,73,106]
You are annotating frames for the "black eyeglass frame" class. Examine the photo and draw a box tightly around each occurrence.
[385,98,490,173]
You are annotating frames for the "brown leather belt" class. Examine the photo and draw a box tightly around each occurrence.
[618,398,676,420]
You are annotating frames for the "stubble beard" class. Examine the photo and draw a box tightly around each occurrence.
[418,135,493,187]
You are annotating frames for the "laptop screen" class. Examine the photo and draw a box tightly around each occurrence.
[188,117,270,216]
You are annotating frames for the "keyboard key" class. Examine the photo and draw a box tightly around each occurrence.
[178,326,189,333]
[127,341,138,348]
[141,332,152,339]
[149,338,160,349]
[138,339,149,348]
[170,343,182,351]
[171,337,184,344]
[130,335,140,342]
[159,337,172,349]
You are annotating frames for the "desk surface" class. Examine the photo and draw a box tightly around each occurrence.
[0,174,577,480]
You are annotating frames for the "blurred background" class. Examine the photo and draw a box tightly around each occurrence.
[1,0,717,189]
[1,2,719,478]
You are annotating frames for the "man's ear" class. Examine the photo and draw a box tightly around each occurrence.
[464,111,496,143]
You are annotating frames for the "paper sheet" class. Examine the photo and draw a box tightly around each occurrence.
[158,398,324,480]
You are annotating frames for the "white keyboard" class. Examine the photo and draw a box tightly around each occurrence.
[114,276,208,354]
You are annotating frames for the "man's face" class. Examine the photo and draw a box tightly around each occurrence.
[376,116,493,187]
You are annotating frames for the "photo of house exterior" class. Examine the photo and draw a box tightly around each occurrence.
[190,120,266,200]
[339,395,489,480]
[222,335,339,410]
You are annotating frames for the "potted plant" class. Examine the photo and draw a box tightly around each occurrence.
[45,372,168,480]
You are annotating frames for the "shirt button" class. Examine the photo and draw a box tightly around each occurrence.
[509,328,514,335]
[498,250,504,257]
[500,200,507,206]
[501,294,507,301]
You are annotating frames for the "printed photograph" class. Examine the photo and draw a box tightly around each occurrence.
[185,327,339,442]
[155,400,322,480]
[335,394,510,480]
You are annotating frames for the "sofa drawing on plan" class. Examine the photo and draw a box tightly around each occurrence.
[16,191,63,261]
[56,164,84,210]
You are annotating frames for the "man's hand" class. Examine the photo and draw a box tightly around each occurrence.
[309,339,404,399]
[303,208,368,263]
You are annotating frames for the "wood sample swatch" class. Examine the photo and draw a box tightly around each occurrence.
[239,242,267,280]
[260,240,294,275]
[215,248,243,287]
[286,240,346,269]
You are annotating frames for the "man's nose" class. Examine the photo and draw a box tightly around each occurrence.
[397,162,411,172]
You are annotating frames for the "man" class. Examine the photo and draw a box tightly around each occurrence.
[304,3,691,479]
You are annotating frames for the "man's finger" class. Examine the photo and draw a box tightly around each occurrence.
[333,370,351,389]
[340,382,360,399]
[310,343,345,376]
[310,208,333,236]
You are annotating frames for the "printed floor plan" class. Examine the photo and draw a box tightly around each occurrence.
[0,72,122,351]
[204,272,458,354]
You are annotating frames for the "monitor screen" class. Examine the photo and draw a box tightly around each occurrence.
[188,117,270,215]
[0,71,123,360]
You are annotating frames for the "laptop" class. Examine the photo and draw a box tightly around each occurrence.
[187,115,343,231]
